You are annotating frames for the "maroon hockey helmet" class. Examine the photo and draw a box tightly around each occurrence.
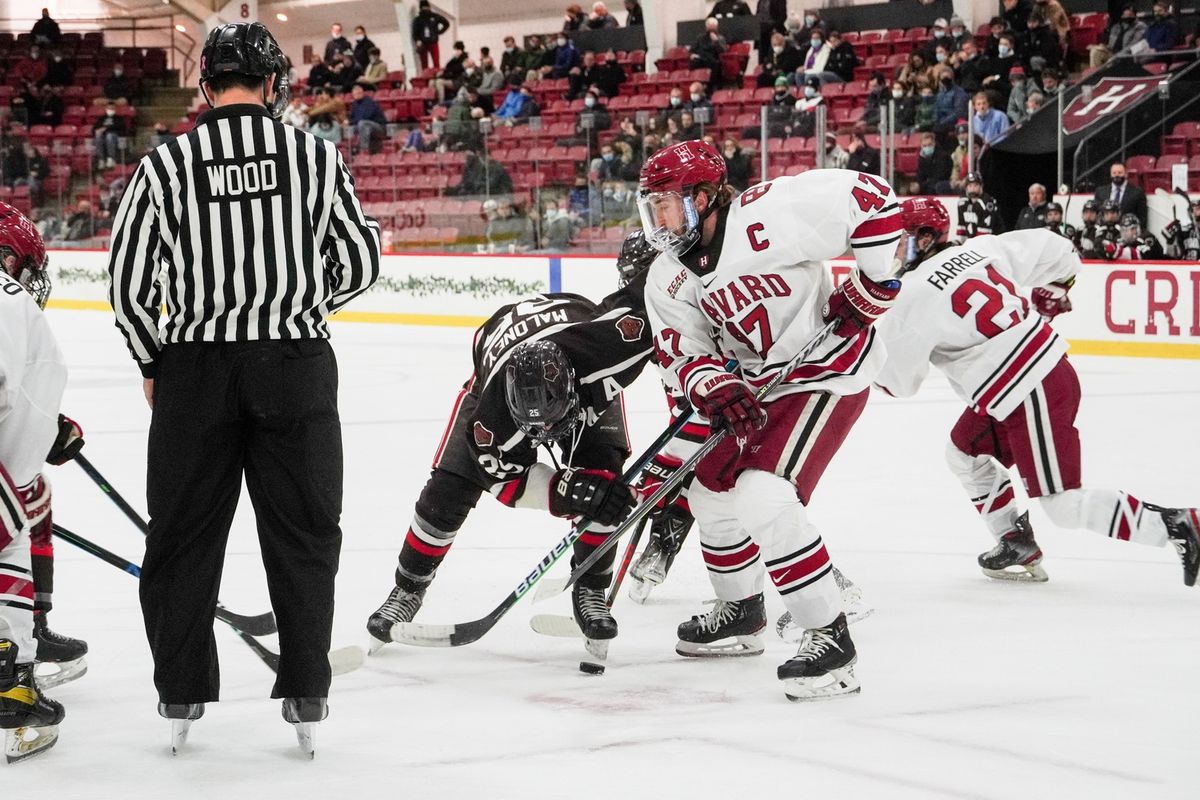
[0,202,50,309]
[637,140,727,256]
[899,197,951,267]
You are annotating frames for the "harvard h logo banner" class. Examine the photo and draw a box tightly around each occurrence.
[1062,77,1162,135]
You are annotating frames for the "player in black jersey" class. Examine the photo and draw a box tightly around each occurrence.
[367,235,657,650]
[1072,199,1104,259]
[955,174,1003,242]
[1163,199,1200,261]
[1043,202,1076,243]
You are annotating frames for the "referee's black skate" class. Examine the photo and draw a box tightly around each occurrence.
[159,702,203,755]
[676,593,766,657]
[1147,504,1200,586]
[978,512,1048,582]
[366,585,426,653]
[571,583,617,641]
[777,613,859,701]
[1,642,64,764]
[33,612,88,689]
[282,697,327,759]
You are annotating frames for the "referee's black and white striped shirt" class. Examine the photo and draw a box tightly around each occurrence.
[107,103,381,377]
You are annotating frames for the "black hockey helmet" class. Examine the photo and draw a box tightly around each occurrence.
[964,172,983,197]
[1189,199,1200,225]
[1119,212,1141,241]
[505,340,580,446]
[199,22,290,119]
[1100,200,1121,223]
[615,229,657,287]
[1045,201,1063,223]
[1082,198,1099,222]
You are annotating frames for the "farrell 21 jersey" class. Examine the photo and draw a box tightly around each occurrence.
[645,169,903,401]
[875,229,1080,420]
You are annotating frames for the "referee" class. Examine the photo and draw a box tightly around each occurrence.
[106,21,380,746]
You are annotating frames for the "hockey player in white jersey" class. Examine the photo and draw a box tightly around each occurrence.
[876,197,1200,584]
[0,204,68,762]
[638,141,904,700]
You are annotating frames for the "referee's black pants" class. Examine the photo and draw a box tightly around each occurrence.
[140,340,343,704]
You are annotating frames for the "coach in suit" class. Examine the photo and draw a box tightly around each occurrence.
[1093,161,1147,227]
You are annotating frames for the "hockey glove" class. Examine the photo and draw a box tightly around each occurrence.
[1163,220,1181,243]
[549,468,637,527]
[46,414,84,465]
[822,270,901,338]
[690,373,767,440]
[1032,281,1073,320]
[639,452,686,509]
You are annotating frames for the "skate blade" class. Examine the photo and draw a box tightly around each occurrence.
[981,562,1049,583]
[777,602,875,644]
[782,664,861,702]
[627,578,653,605]
[34,657,88,690]
[170,719,191,756]
[367,635,389,656]
[676,634,764,658]
[293,722,316,759]
[584,638,609,662]
[5,724,59,763]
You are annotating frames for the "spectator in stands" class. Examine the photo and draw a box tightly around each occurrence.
[522,35,548,82]
[985,17,1011,58]
[979,35,1016,107]
[445,89,483,151]
[413,1,451,71]
[798,28,834,83]
[1015,182,1049,229]
[933,42,953,69]
[66,200,98,241]
[956,41,989,96]
[1034,0,1072,43]
[1094,161,1148,226]
[568,175,590,219]
[712,0,751,17]
[971,91,1010,144]
[539,198,577,250]
[46,50,73,87]
[796,9,827,43]
[862,72,890,127]
[934,66,968,133]
[569,50,601,99]
[587,2,620,28]
[487,197,536,251]
[308,106,343,144]
[721,137,753,191]
[916,132,951,193]
[14,46,48,87]
[949,122,973,191]
[947,17,970,51]
[758,31,802,88]
[690,17,727,86]
[677,110,702,140]
[790,76,824,138]
[93,102,129,168]
[595,49,627,96]
[613,116,642,152]
[31,8,60,47]
[577,89,612,138]
[362,48,389,85]
[1023,90,1045,121]
[437,41,469,101]
[1006,65,1030,123]
[1038,67,1061,96]
[401,124,430,151]
[103,63,133,103]
[756,0,788,61]
[687,81,714,119]
[34,84,63,127]
[890,80,917,131]
[349,83,387,154]
[325,23,353,64]
[823,31,858,83]
[591,142,623,181]
[1091,5,1147,67]
[1146,1,1182,52]
[924,17,950,61]
[353,26,376,69]
[459,150,514,198]
[149,121,174,148]
[845,131,880,174]
[495,83,540,123]
[564,4,588,31]
[896,51,932,88]
[613,140,642,179]
[642,132,661,158]
[476,57,505,107]
[308,53,334,89]
[308,86,348,125]
[1002,0,1033,34]
[661,86,686,125]
[549,34,580,79]
[331,52,363,93]
[1022,14,1062,74]
[500,36,523,80]
[913,83,936,132]
[823,132,848,168]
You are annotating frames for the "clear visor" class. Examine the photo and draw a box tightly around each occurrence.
[4,252,50,310]
[1121,224,1140,242]
[637,191,700,255]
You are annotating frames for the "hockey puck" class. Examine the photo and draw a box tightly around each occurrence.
[579,661,606,675]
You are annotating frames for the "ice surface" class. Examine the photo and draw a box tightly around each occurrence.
[29,308,1200,798]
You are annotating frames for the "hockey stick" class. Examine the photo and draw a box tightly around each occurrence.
[388,407,697,648]
[550,320,840,596]
[73,453,277,637]
[51,523,363,676]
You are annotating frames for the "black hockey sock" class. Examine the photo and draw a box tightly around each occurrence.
[31,552,53,614]
[572,535,618,590]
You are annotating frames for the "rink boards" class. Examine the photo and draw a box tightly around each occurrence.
[44,249,1200,359]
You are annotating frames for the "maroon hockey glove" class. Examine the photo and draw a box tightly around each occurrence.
[638,453,684,509]
[690,373,767,440]
[1032,282,1073,320]
[822,270,901,338]
[46,414,84,466]
[549,468,637,527]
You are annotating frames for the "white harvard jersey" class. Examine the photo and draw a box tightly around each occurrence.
[875,229,1079,420]
[645,169,903,401]
[0,274,66,487]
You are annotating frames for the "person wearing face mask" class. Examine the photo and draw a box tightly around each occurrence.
[324,22,352,64]
[1022,14,1062,74]
[1089,4,1146,66]
[360,48,388,86]
[686,81,715,121]
[44,50,72,88]
[92,102,129,169]
[435,41,468,102]
[985,17,1012,58]
[889,80,917,131]
[1037,67,1061,95]
[550,34,580,78]
[690,17,727,86]
[412,1,451,70]
[1022,90,1044,120]
[757,31,802,87]
[789,76,824,137]
[591,143,623,182]
[352,26,376,69]
[980,35,1016,107]
[1002,0,1033,34]
[475,57,505,106]
[747,75,795,138]
[956,40,988,94]
[500,36,522,78]
[934,68,968,133]
[822,30,858,83]
[947,17,970,50]
[1006,65,1029,123]
[795,9,827,45]
[563,4,587,31]
[956,173,1003,239]
[104,64,132,103]
[660,87,687,126]
[1034,0,1072,43]
[1093,161,1148,226]
[1072,200,1104,258]
[719,137,752,191]
[922,18,949,62]
[576,89,612,137]
[913,83,937,133]
[1145,1,1181,51]
[799,29,832,81]
[915,132,951,193]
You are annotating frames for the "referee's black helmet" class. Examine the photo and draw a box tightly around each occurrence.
[199,22,290,118]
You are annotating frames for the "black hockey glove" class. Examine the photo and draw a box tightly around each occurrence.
[46,414,84,465]
[549,468,637,527]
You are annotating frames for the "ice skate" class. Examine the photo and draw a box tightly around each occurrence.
[775,567,874,643]
[33,611,88,690]
[571,583,617,641]
[1147,504,1200,587]
[366,585,426,653]
[628,507,691,604]
[282,697,327,759]
[778,613,860,702]
[978,512,1048,582]
[676,594,765,657]
[1,643,64,764]
[159,702,203,755]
